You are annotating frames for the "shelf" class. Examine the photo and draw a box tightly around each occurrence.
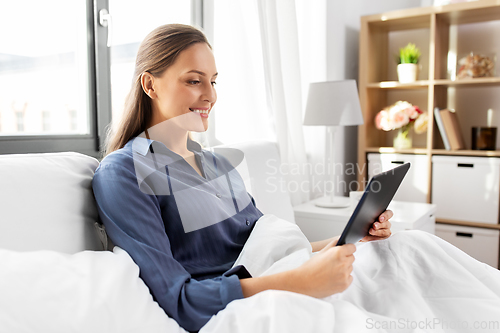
[367,77,500,89]
[365,12,431,31]
[437,219,500,230]
[432,149,500,157]
[434,77,500,87]
[359,2,500,237]
[367,81,430,89]
[367,148,500,157]
[363,0,500,26]
[366,147,428,154]
[435,0,500,25]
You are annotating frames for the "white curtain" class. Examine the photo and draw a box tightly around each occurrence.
[256,0,310,206]
[204,0,312,206]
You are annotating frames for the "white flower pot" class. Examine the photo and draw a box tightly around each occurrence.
[397,63,419,83]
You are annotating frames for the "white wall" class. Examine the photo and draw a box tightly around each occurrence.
[302,0,422,199]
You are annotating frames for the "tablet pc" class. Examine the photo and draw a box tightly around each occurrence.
[336,163,410,246]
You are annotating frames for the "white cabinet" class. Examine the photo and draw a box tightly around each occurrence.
[435,224,500,269]
[368,153,428,203]
[432,156,500,224]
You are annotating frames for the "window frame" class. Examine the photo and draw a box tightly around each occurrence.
[0,0,103,158]
[0,0,205,158]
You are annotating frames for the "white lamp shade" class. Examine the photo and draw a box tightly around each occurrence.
[303,80,364,127]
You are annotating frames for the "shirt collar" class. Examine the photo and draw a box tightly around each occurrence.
[130,135,203,157]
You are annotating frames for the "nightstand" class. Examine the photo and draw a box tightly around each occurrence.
[293,196,436,242]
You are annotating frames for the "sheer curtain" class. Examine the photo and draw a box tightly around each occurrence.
[206,0,310,206]
[256,0,309,206]
[202,0,274,146]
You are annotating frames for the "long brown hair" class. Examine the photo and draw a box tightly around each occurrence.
[102,24,211,158]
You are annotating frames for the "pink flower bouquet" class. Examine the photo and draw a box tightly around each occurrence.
[375,101,427,134]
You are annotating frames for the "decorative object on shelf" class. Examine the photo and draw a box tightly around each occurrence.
[434,107,451,150]
[472,108,497,150]
[375,101,427,149]
[303,80,363,208]
[457,53,495,79]
[472,127,497,150]
[439,109,465,150]
[396,43,421,83]
[393,126,413,149]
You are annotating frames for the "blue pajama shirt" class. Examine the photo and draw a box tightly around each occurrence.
[92,137,263,332]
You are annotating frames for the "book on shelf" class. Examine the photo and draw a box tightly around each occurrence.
[434,107,450,150]
[439,109,466,150]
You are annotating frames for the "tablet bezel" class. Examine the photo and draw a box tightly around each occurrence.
[336,162,410,246]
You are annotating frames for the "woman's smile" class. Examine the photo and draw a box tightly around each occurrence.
[189,107,211,118]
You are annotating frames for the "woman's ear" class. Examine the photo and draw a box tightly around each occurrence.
[141,72,157,99]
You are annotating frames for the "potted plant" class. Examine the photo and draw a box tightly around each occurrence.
[396,43,421,83]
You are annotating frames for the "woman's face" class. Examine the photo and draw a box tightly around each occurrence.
[147,42,217,132]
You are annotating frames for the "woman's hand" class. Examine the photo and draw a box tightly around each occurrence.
[291,239,356,298]
[241,211,392,299]
[360,209,393,242]
[240,239,356,299]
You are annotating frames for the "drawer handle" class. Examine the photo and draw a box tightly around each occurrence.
[456,232,473,238]
[391,161,404,164]
[457,163,474,168]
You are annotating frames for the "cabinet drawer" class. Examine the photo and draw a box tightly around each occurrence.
[431,156,500,224]
[368,153,428,203]
[435,224,500,269]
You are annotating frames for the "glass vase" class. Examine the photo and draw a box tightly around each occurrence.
[393,125,412,149]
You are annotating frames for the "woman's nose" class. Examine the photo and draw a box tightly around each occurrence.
[202,84,216,103]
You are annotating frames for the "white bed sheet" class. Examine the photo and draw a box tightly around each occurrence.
[202,214,500,333]
[1,214,499,333]
[0,247,185,333]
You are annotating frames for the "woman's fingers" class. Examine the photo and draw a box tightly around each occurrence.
[369,226,391,237]
[378,209,393,222]
[360,221,392,242]
[359,210,394,243]
[371,220,391,233]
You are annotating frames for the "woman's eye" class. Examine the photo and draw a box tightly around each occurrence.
[211,81,217,86]
[189,80,200,85]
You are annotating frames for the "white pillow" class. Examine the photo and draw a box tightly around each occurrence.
[0,247,186,333]
[0,152,102,253]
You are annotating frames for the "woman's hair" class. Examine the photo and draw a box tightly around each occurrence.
[102,24,211,158]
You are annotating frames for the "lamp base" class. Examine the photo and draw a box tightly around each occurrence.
[314,196,350,208]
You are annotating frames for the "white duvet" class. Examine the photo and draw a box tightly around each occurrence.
[1,214,499,333]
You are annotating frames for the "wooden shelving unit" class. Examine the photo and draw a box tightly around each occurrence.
[357,0,500,232]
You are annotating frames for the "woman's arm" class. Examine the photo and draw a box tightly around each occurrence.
[240,239,356,298]
[309,210,394,252]
[243,209,394,298]
[92,159,247,332]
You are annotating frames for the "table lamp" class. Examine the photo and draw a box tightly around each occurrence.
[303,80,364,208]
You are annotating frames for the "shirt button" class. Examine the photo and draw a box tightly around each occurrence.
[246,220,250,226]
[216,193,222,198]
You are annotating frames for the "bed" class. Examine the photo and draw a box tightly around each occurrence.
[1,141,499,333]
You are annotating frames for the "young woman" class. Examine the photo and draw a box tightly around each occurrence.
[92,24,392,332]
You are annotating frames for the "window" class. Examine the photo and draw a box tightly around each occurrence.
[15,109,25,132]
[42,111,51,132]
[0,1,90,137]
[68,109,79,132]
[109,0,192,129]
[0,0,195,156]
